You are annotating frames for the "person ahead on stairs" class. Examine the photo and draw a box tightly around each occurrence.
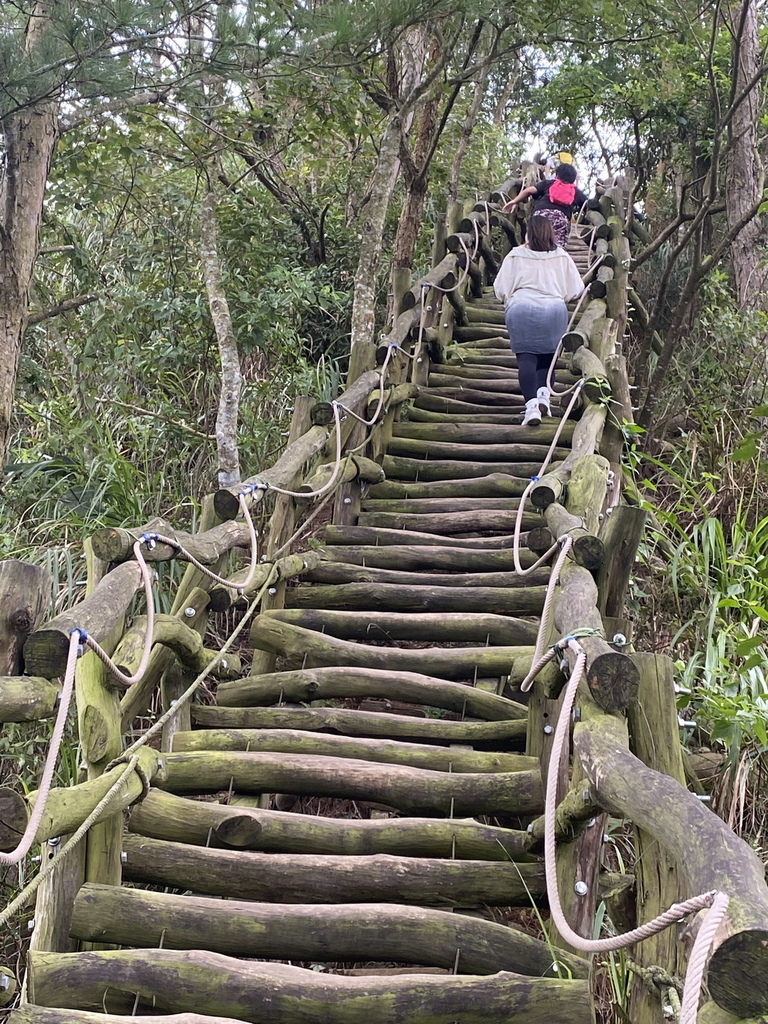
[493,215,584,427]
[502,162,588,249]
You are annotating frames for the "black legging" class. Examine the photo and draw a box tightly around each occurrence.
[517,352,552,402]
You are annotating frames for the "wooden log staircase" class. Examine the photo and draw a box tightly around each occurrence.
[3,185,768,1024]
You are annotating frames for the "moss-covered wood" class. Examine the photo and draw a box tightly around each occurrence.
[324,523,525,548]
[626,653,687,1024]
[561,298,607,351]
[356,510,541,535]
[128,788,532,859]
[596,504,647,617]
[0,787,28,850]
[407,407,523,425]
[191,704,527,747]
[0,676,60,722]
[392,421,575,444]
[553,562,640,712]
[107,614,241,689]
[71,884,588,979]
[27,948,591,1022]
[213,367,380,520]
[146,786,527,860]
[171,728,536,773]
[261,607,538,645]
[122,833,547,906]
[543,502,605,570]
[387,438,571,466]
[286,580,547,616]
[414,392,524,416]
[9,1011,243,1024]
[360,496,526,515]
[26,746,163,843]
[0,559,50,674]
[159,750,544,817]
[529,403,606,509]
[575,705,768,1018]
[26,835,85,955]
[23,560,142,679]
[382,454,555,481]
[565,454,611,535]
[320,544,538,574]
[248,618,536,683]
[206,550,321,612]
[89,519,251,565]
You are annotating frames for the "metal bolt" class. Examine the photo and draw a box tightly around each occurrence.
[157,758,165,770]
[121,851,128,864]
[582,788,591,804]
[220,659,228,671]
[550,962,560,973]
[574,881,588,896]
[268,587,277,595]
[170,699,178,706]
[27,919,35,932]
[606,506,614,516]
[559,657,569,673]
[612,632,627,646]
[31,855,41,864]
[416,357,423,363]
[696,794,711,802]
[663,1006,675,1019]
[543,724,553,735]
[48,836,61,848]
[0,976,9,990]
[442,323,449,328]
[526,823,534,834]
[343,497,352,504]
[184,606,196,618]
[572,706,582,723]
[678,717,696,729]
[587,817,596,828]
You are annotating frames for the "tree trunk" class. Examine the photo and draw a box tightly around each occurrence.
[0,2,60,468]
[726,0,768,311]
[200,186,242,487]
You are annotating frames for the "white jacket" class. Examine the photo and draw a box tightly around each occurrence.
[493,247,584,308]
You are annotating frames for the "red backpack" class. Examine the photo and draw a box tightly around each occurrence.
[549,178,576,207]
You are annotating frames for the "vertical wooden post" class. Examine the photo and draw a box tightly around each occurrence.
[160,661,192,752]
[77,541,124,948]
[25,838,85,957]
[0,560,50,674]
[391,268,412,318]
[627,653,687,1024]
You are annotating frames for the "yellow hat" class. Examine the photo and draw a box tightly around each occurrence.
[557,151,573,164]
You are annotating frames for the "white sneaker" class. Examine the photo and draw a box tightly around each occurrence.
[537,386,552,417]
[522,397,542,426]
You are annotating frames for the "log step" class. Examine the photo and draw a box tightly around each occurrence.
[368,471,529,499]
[324,523,527,547]
[428,372,578,393]
[70,884,590,976]
[359,496,526,514]
[190,704,528,747]
[172,728,537,773]
[392,421,575,443]
[354,510,541,533]
[414,392,526,413]
[381,455,553,480]
[302,562,550,590]
[217,663,529,714]
[319,545,540,575]
[23,943,593,1022]
[285,581,546,616]
[385,439,570,463]
[122,834,547,905]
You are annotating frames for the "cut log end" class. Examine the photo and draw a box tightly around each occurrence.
[708,928,768,1019]
[0,787,29,852]
[212,489,241,521]
[572,535,605,571]
[586,651,640,712]
[214,815,264,848]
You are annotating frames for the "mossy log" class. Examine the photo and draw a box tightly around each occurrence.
[26,947,591,1022]
[596,504,647,617]
[576,705,768,1019]
[554,562,639,712]
[428,363,516,381]
[463,306,506,325]
[386,437,571,464]
[368,472,527,500]
[71,883,589,979]
[108,614,241,689]
[298,455,384,501]
[543,502,605,570]
[565,454,611,535]
[25,746,164,844]
[249,617,537,681]
[191,705,527,747]
[367,382,419,413]
[392,421,575,445]
[171,728,536,773]
[0,559,50,674]
[561,299,607,352]
[428,373,578,394]
[206,550,322,613]
[262,607,538,645]
[415,390,524,415]
[529,403,606,509]
[285,580,546,616]
[361,496,524,514]
[407,408,522,425]
[214,368,380,520]
[382,455,548,481]
[323,523,528,548]
[355,510,542,535]
[425,385,526,407]
[300,562,550,590]
[0,676,60,722]
[321,543,538,572]
[571,348,610,403]
[399,254,460,311]
[129,787,532,859]
[159,750,544,817]
[9,1011,244,1024]
[122,833,546,907]
[23,561,143,679]
[90,519,250,565]
[217,664,526,721]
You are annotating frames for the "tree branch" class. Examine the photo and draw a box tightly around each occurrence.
[27,294,98,325]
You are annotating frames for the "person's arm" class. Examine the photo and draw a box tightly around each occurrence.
[502,185,537,213]
[574,188,589,212]
[493,252,517,303]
